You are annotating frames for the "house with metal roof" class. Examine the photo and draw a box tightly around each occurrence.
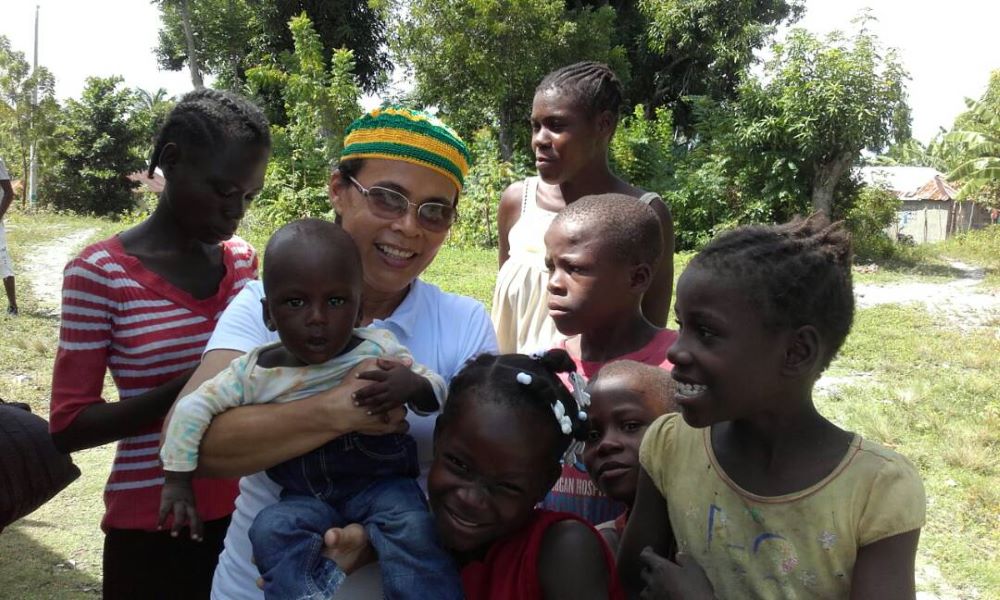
[859,166,992,243]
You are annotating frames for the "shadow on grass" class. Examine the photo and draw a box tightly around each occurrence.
[0,523,101,598]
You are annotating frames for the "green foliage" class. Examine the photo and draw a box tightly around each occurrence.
[688,15,911,219]
[131,88,176,157]
[450,129,530,248]
[0,34,61,205]
[943,71,1000,206]
[49,77,144,216]
[246,13,362,227]
[609,104,673,192]
[840,184,900,260]
[155,0,390,97]
[395,0,627,159]
[633,0,803,131]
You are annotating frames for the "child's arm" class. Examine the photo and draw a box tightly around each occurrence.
[850,530,921,599]
[537,520,613,600]
[617,467,675,598]
[497,181,523,268]
[640,199,674,328]
[49,255,196,453]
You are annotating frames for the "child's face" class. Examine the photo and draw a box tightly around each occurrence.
[428,400,560,555]
[165,142,268,244]
[544,219,636,336]
[530,89,608,184]
[666,266,789,428]
[262,246,362,365]
[582,376,667,505]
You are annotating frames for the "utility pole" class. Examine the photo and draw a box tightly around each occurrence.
[28,4,39,208]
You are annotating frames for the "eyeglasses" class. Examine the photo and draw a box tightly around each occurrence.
[346,175,457,233]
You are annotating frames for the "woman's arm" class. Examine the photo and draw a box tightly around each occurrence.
[618,467,673,598]
[497,182,524,268]
[53,368,195,453]
[538,520,613,600]
[850,530,920,600]
[191,354,407,478]
[641,200,674,328]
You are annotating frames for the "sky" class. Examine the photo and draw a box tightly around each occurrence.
[3,0,998,144]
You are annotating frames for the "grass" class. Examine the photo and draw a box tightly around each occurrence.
[1,212,997,598]
[853,226,1000,289]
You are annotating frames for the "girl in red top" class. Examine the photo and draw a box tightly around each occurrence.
[325,349,624,599]
[49,89,270,599]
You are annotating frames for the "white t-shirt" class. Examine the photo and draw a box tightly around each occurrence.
[210,278,498,600]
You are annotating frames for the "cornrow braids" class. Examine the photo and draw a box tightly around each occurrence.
[443,350,589,461]
[692,213,855,369]
[148,89,271,177]
[537,61,623,121]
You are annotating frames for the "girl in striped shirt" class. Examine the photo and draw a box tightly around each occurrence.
[49,89,270,600]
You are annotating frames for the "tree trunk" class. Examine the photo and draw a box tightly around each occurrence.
[178,0,204,89]
[811,151,854,218]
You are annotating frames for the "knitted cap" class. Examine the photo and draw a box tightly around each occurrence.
[340,106,471,191]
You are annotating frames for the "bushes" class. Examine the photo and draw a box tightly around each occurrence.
[449,129,530,248]
[840,184,900,260]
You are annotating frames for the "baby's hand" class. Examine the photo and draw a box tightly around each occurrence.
[158,472,203,541]
[353,357,438,416]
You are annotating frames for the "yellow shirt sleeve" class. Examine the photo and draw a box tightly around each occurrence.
[639,413,683,497]
[856,446,926,546]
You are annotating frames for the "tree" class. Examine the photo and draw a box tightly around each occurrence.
[944,70,1000,206]
[394,0,626,160]
[246,13,362,224]
[568,0,802,131]
[155,0,207,89]
[0,35,61,205]
[132,88,176,158]
[50,77,144,215]
[710,16,910,217]
[155,0,390,95]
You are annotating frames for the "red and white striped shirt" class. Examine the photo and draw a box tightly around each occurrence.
[50,235,258,531]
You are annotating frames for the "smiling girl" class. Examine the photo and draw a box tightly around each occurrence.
[619,215,925,599]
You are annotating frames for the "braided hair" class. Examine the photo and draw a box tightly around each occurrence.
[442,350,589,462]
[691,214,855,369]
[536,61,623,122]
[148,89,271,177]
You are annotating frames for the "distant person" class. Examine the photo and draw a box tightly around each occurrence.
[619,215,926,599]
[159,219,462,600]
[0,154,16,316]
[48,89,270,599]
[492,61,674,353]
[539,194,678,525]
[580,360,677,555]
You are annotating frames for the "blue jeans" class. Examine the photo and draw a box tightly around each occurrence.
[250,433,462,600]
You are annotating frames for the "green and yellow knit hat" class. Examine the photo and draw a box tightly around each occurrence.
[340,106,471,191]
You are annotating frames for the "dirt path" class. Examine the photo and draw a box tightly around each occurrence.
[854,259,999,330]
[20,228,97,315]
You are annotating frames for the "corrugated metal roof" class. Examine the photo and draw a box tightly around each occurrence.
[857,166,957,201]
[127,170,165,194]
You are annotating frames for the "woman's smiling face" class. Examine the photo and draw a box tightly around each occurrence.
[330,158,457,297]
[427,399,560,556]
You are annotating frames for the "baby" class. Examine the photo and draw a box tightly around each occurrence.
[159,219,461,599]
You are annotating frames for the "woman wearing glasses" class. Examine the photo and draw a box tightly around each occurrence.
[171,107,498,600]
